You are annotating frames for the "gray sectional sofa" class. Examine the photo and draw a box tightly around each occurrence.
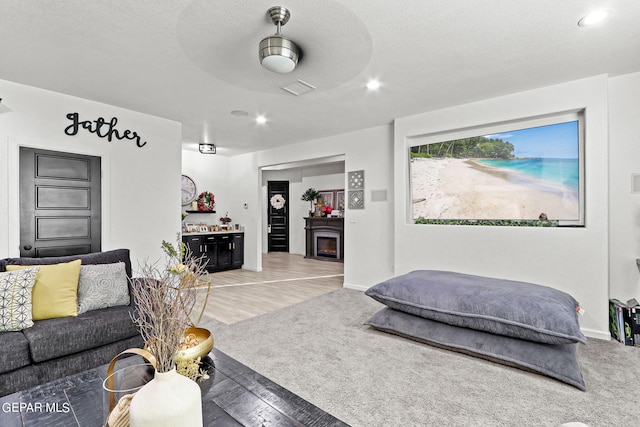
[0,249,143,397]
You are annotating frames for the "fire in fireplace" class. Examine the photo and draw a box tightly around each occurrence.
[314,232,340,259]
[317,237,337,257]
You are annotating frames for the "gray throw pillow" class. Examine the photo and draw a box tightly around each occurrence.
[0,268,39,331]
[367,307,586,390]
[77,262,130,314]
[365,270,586,345]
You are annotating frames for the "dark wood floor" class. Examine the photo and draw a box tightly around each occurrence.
[0,349,350,427]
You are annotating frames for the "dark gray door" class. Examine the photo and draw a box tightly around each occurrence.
[267,181,289,252]
[19,147,102,257]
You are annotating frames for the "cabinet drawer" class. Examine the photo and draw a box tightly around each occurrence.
[204,235,231,242]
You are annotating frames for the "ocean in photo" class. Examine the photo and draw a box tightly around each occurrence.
[477,158,579,197]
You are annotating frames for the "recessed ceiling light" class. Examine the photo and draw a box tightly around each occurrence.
[256,115,267,124]
[366,79,381,90]
[230,110,249,117]
[578,9,612,27]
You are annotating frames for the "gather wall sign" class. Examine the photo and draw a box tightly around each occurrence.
[64,112,148,148]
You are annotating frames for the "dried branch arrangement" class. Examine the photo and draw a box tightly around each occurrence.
[130,238,211,373]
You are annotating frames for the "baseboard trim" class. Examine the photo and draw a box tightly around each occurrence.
[581,328,612,341]
[343,282,369,292]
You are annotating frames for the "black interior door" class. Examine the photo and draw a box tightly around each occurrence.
[19,147,102,257]
[267,181,289,252]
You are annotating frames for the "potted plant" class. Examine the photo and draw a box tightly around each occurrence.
[127,238,211,426]
[219,212,232,230]
[301,188,320,217]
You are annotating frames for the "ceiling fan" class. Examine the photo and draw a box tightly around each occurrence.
[259,6,301,74]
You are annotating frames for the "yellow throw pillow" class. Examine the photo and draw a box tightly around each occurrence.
[6,259,82,320]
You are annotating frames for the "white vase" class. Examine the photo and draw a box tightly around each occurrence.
[129,368,202,427]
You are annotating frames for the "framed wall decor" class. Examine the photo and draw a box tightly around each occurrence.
[336,191,345,210]
[409,111,584,226]
[317,189,346,210]
[348,190,364,209]
[348,170,365,190]
[318,191,334,207]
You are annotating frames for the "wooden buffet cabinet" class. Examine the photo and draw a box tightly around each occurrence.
[182,232,244,272]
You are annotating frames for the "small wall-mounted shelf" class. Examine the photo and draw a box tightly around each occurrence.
[186,210,216,214]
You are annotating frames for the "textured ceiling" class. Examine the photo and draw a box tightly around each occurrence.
[1,0,639,156]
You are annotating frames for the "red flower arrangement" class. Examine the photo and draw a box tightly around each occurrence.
[219,212,232,224]
[321,205,333,215]
[196,191,215,211]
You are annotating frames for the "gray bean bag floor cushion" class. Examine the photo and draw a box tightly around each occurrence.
[365,270,586,390]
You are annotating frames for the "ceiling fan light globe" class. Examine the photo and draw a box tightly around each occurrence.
[259,36,299,73]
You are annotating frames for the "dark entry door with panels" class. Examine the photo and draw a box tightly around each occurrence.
[19,147,102,257]
[267,181,289,252]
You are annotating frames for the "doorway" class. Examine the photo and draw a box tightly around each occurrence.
[259,155,345,272]
[19,147,102,257]
[267,180,289,252]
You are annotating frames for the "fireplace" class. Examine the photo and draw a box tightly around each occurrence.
[304,217,344,262]
[315,232,340,259]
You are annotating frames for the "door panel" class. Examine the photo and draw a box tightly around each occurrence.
[267,181,289,252]
[37,186,90,209]
[36,155,90,180]
[232,233,244,267]
[216,235,232,268]
[36,217,90,239]
[36,245,92,258]
[20,147,101,257]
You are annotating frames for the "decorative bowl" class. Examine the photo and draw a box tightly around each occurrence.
[176,327,214,360]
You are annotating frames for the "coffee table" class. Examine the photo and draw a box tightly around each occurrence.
[0,348,350,426]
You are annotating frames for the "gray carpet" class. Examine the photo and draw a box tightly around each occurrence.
[200,288,639,427]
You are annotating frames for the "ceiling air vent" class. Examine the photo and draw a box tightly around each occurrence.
[281,79,316,96]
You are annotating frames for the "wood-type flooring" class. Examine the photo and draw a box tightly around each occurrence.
[0,349,349,427]
[203,252,344,324]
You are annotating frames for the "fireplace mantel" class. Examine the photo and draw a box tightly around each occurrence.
[304,217,344,262]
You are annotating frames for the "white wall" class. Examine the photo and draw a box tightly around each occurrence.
[224,152,261,271]
[0,79,182,266]
[8,70,636,339]
[394,75,610,339]
[189,125,394,286]
[178,73,640,339]
[609,72,640,302]
[181,149,232,227]
[177,73,640,339]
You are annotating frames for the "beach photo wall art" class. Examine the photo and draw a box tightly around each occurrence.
[409,112,584,226]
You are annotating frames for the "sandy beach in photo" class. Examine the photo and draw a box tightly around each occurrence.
[411,158,579,220]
